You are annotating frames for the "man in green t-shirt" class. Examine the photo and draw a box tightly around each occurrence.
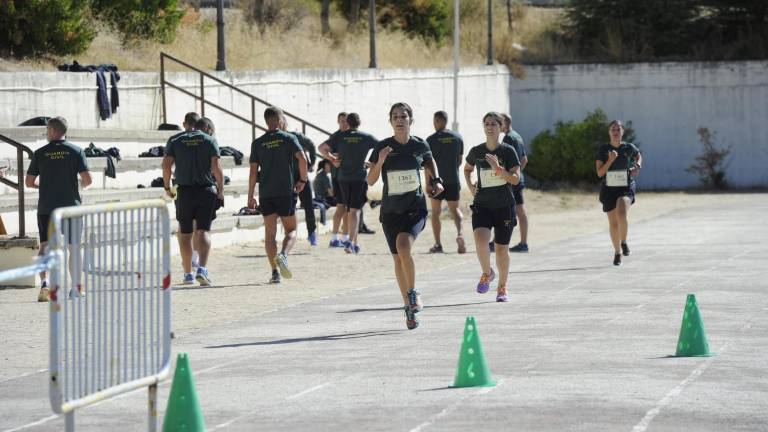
[502,113,530,253]
[318,112,377,254]
[281,116,319,246]
[25,116,92,302]
[426,111,466,254]
[162,112,224,287]
[248,106,309,284]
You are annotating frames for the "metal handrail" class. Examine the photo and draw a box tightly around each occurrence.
[159,52,333,142]
[0,133,33,238]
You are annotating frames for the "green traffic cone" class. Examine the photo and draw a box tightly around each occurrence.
[163,353,205,432]
[675,294,712,357]
[452,316,496,388]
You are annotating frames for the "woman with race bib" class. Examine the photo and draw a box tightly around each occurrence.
[368,102,444,330]
[463,112,521,302]
[595,120,642,266]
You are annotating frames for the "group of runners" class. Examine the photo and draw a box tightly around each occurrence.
[26,107,643,327]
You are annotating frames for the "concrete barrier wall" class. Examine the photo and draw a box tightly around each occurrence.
[510,61,768,188]
[0,66,512,157]
[2,61,766,188]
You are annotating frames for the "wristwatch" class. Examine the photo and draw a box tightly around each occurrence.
[429,177,444,188]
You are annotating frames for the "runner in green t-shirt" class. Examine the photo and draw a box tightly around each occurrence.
[367,102,444,330]
[502,113,530,253]
[163,112,224,286]
[319,113,378,254]
[425,111,466,254]
[595,120,643,266]
[464,112,521,303]
[248,106,309,284]
[25,116,92,302]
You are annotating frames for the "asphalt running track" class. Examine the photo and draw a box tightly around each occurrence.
[2,200,767,431]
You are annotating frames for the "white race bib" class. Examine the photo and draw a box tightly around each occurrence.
[386,169,420,195]
[479,168,506,188]
[606,170,629,187]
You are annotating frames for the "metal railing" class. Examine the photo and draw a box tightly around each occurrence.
[160,52,333,142]
[0,133,33,237]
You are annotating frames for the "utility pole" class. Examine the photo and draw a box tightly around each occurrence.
[452,0,460,131]
[215,0,226,71]
[487,0,493,65]
[369,0,377,68]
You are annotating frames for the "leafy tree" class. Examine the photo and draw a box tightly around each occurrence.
[0,0,95,58]
[92,0,185,44]
[337,0,450,43]
[565,0,704,60]
[526,109,636,184]
[686,127,730,189]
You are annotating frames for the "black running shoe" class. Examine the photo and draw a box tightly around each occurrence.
[621,241,630,256]
[359,224,376,234]
[269,269,281,284]
[613,253,622,266]
[404,306,419,330]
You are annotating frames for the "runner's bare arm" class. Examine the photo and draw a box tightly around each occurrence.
[463,162,476,195]
[161,155,174,197]
[248,162,259,208]
[367,146,392,186]
[294,150,308,193]
[211,156,224,197]
[421,157,443,197]
[79,170,92,188]
[595,150,618,178]
[24,174,38,189]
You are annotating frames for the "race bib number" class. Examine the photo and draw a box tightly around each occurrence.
[386,169,420,195]
[606,170,629,187]
[479,168,506,188]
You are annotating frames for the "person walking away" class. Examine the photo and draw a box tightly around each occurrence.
[502,113,530,253]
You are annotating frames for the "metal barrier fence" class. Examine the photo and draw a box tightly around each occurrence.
[0,199,172,431]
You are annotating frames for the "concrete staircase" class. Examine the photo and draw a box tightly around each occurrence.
[0,127,331,287]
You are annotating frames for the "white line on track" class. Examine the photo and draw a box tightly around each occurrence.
[408,379,505,432]
[630,307,764,432]
[0,369,48,386]
[2,415,59,432]
[210,382,331,430]
[630,345,726,432]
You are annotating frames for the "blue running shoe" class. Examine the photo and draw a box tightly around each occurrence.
[404,306,419,330]
[352,244,361,254]
[407,288,422,313]
[183,272,195,285]
[309,232,318,246]
[509,243,529,253]
[329,239,344,248]
[196,267,211,286]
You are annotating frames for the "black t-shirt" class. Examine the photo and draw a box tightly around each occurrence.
[249,130,303,199]
[165,130,220,187]
[369,136,433,216]
[596,142,640,185]
[288,131,316,181]
[329,129,378,182]
[426,129,464,185]
[465,143,520,209]
[27,140,89,215]
[502,129,526,185]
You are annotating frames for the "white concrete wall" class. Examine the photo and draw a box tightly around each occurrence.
[511,61,768,188]
[0,66,512,158]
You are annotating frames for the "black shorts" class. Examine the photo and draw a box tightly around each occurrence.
[331,177,342,206]
[37,214,83,244]
[338,180,368,209]
[260,195,297,217]
[177,185,218,233]
[599,181,636,213]
[431,183,460,202]
[381,209,427,255]
[471,205,516,245]
[512,184,525,206]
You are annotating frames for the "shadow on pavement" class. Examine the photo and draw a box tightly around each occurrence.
[509,266,604,274]
[205,329,402,349]
[336,301,496,314]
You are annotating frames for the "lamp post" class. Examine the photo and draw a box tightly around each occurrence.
[215,0,227,71]
[452,0,460,131]
[369,0,377,68]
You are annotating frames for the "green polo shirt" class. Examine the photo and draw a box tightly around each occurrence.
[426,129,464,185]
[27,140,89,215]
[165,130,220,186]
[250,130,303,199]
[328,129,378,182]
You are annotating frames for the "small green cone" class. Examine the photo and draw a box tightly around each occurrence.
[163,353,205,432]
[452,316,496,388]
[675,294,712,357]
